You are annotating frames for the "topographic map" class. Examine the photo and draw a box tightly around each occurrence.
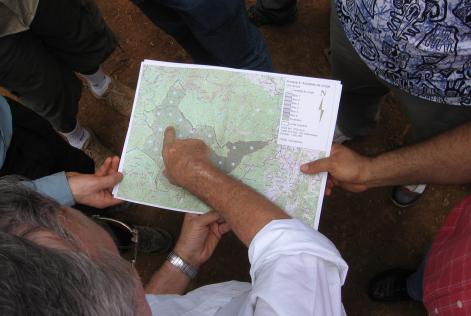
[114,60,341,228]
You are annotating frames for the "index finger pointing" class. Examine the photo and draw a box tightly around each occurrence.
[163,127,176,147]
[300,157,331,174]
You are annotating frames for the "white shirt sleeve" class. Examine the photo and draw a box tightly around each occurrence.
[248,219,348,316]
[145,218,348,316]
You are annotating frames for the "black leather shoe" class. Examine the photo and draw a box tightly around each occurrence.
[247,5,297,27]
[368,269,414,302]
[135,226,174,254]
[391,184,427,208]
[98,218,174,255]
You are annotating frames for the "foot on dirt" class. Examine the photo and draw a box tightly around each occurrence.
[247,5,297,27]
[135,226,174,254]
[101,221,174,255]
[81,130,115,168]
[90,76,134,117]
[368,268,414,302]
[391,184,427,208]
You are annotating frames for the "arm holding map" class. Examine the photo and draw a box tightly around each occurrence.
[300,122,471,194]
[161,126,290,246]
[144,127,348,315]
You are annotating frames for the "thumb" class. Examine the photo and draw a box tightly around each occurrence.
[300,157,332,174]
[94,171,124,190]
[218,222,231,235]
[95,157,112,177]
[205,222,223,253]
[195,211,221,226]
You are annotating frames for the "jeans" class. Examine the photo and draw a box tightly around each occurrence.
[406,257,427,302]
[131,0,274,71]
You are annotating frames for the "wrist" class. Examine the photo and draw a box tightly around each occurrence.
[178,159,215,191]
[65,172,81,198]
[173,244,202,268]
[166,250,199,279]
[361,156,381,188]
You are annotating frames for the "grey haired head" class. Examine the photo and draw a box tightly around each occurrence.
[0,177,140,316]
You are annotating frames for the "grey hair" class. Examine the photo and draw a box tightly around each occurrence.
[0,177,140,316]
[0,176,72,239]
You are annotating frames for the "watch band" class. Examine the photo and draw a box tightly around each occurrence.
[166,250,198,279]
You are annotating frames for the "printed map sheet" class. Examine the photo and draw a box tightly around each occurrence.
[113,60,342,228]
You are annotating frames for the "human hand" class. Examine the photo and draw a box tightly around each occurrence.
[66,156,124,208]
[174,212,231,268]
[300,144,373,195]
[161,127,211,187]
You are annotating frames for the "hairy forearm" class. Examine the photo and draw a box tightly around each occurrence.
[145,261,190,295]
[364,122,471,187]
[180,161,289,247]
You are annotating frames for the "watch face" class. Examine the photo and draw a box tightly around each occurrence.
[167,251,197,279]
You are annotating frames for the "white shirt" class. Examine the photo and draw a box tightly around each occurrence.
[146,219,348,315]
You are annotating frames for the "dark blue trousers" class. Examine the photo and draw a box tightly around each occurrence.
[131,0,274,71]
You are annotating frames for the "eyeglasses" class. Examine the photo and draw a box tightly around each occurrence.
[91,215,139,267]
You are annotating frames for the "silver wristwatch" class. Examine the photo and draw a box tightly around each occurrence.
[166,250,198,279]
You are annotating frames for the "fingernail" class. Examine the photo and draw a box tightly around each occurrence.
[300,164,308,172]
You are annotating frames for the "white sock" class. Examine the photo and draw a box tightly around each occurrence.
[60,121,90,149]
[80,67,111,97]
[403,184,427,194]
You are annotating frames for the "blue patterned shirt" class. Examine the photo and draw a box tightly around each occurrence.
[335,0,471,106]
